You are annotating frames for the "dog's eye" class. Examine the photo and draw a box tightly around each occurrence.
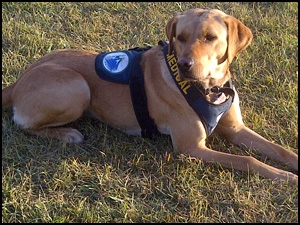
[177,35,186,43]
[204,34,217,42]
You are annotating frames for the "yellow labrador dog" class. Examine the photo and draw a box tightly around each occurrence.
[2,9,298,182]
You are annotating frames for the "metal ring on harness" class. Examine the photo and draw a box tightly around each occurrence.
[204,86,235,97]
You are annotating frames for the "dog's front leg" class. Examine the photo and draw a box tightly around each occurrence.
[225,126,298,171]
[185,144,298,182]
[216,89,298,171]
[169,117,298,182]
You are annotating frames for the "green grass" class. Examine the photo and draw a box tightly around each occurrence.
[2,2,298,223]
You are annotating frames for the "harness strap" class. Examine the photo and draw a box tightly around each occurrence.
[129,51,160,139]
[161,42,234,136]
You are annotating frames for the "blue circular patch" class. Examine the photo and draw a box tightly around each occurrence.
[102,52,129,74]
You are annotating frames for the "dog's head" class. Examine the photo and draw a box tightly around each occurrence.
[166,8,253,89]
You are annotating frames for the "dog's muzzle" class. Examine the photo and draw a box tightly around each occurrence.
[177,56,194,72]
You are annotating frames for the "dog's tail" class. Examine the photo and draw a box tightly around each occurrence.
[2,82,16,107]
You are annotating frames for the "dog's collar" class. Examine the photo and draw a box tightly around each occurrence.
[160,41,235,136]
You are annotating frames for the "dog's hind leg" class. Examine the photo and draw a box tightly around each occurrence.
[11,64,90,143]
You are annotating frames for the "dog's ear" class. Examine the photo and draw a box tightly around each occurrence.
[165,14,179,55]
[223,16,253,64]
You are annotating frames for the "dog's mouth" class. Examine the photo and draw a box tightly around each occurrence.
[178,70,231,105]
[190,80,229,105]
[207,92,227,104]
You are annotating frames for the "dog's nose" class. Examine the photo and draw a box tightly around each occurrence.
[178,57,194,72]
